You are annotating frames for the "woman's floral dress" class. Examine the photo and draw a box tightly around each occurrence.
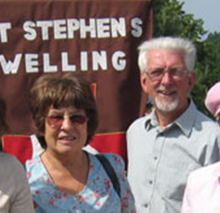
[25,153,136,213]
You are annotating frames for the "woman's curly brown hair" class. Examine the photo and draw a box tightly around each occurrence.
[29,73,98,149]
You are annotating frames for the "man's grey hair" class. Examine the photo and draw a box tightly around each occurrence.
[138,36,197,74]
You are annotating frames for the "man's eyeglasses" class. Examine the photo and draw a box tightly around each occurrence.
[47,114,87,128]
[146,67,187,82]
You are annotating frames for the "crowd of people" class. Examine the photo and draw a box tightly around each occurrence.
[0,36,220,213]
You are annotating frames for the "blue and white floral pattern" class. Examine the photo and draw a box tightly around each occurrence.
[26,153,136,213]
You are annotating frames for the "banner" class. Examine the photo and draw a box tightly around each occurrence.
[0,0,152,162]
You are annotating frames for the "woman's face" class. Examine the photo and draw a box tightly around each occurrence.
[44,105,88,156]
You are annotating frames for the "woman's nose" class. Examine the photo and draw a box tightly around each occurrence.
[61,116,73,129]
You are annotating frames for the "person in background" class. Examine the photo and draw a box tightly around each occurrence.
[144,96,153,116]
[205,81,220,125]
[126,36,220,213]
[0,96,35,213]
[26,73,136,213]
[181,81,220,213]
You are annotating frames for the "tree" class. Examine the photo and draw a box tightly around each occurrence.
[153,0,206,41]
[153,0,220,116]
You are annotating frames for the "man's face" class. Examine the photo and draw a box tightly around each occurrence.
[140,49,196,115]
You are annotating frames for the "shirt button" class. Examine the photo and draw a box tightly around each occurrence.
[154,156,157,160]
[149,180,153,184]
[144,203,148,208]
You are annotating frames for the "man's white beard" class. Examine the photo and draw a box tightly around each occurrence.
[155,96,179,112]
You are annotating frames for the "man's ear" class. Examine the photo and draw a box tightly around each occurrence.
[140,73,148,93]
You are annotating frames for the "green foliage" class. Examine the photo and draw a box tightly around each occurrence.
[153,0,220,117]
[153,0,206,41]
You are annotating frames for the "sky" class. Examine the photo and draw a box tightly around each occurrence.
[178,0,220,33]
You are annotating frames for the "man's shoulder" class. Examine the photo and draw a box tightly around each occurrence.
[195,109,219,129]
[196,109,214,122]
[127,116,148,132]
[193,111,220,145]
[187,100,217,126]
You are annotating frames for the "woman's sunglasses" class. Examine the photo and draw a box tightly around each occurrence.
[47,114,87,128]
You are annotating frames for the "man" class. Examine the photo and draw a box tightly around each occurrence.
[181,81,220,213]
[126,36,220,213]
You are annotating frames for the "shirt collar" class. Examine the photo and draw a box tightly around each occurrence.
[145,100,197,136]
[174,100,197,136]
[145,109,157,130]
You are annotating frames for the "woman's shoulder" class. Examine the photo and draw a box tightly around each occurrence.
[0,152,26,182]
[0,152,22,170]
[25,155,42,171]
[90,153,125,174]
[25,155,48,184]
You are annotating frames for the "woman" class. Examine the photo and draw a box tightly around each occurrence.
[0,153,35,213]
[26,73,136,213]
[0,96,35,213]
[181,81,220,213]
[205,81,220,125]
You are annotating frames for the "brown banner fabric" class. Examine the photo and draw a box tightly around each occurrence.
[0,0,152,161]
